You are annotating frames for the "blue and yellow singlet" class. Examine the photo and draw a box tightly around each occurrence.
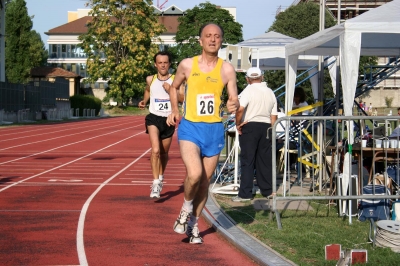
[183,56,224,123]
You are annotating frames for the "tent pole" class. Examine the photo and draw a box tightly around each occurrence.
[336,0,341,117]
[317,0,325,193]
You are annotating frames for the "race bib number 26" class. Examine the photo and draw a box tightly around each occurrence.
[196,94,215,116]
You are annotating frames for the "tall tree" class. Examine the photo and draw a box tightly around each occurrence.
[264,3,337,105]
[267,2,376,106]
[79,0,165,105]
[269,2,336,40]
[170,2,243,64]
[29,30,48,66]
[5,0,46,84]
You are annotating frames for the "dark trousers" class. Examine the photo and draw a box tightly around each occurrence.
[238,122,273,198]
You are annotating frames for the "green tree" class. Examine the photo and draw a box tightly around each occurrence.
[29,30,48,66]
[266,2,337,107]
[5,0,47,84]
[170,2,243,64]
[269,2,336,40]
[267,3,377,108]
[78,0,166,105]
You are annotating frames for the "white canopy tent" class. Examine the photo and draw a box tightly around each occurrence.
[219,31,324,71]
[285,0,400,123]
[219,31,337,100]
[284,0,400,218]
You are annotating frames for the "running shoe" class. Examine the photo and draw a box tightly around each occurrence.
[150,181,161,198]
[173,208,191,234]
[187,224,203,244]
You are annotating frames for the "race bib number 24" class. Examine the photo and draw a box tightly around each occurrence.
[155,99,171,112]
[196,94,215,116]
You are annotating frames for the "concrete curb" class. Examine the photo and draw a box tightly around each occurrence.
[203,193,297,266]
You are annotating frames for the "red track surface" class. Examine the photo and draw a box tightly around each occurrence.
[0,116,257,266]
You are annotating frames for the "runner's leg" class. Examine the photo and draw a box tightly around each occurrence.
[147,125,162,180]
[192,155,219,217]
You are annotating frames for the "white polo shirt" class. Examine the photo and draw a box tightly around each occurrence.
[239,82,278,124]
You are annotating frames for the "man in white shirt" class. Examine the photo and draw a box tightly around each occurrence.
[138,51,175,199]
[233,67,278,201]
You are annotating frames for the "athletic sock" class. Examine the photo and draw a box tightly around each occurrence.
[188,214,199,227]
[182,198,193,213]
[159,175,164,182]
[153,179,160,184]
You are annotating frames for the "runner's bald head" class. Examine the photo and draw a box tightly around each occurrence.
[199,23,224,38]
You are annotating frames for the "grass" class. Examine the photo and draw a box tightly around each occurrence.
[214,195,400,265]
[104,105,150,116]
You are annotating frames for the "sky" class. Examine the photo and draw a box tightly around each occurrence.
[26,0,295,45]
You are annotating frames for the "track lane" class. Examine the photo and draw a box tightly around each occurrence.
[0,117,144,150]
[0,118,151,265]
[0,116,258,265]
[0,116,136,140]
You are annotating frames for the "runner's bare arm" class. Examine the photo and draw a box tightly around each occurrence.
[138,76,152,109]
[164,82,185,103]
[167,59,190,126]
[222,62,239,114]
[178,83,185,103]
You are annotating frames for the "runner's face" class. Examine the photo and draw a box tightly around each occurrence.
[154,55,171,76]
[199,24,223,53]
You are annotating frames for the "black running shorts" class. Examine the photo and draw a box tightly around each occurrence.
[145,113,175,140]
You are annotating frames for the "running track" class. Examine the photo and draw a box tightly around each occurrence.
[0,116,257,265]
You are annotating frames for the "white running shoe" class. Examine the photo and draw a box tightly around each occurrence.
[187,224,203,244]
[173,208,191,234]
[150,180,161,198]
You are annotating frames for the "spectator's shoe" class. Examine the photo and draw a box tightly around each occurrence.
[187,224,203,244]
[173,208,191,234]
[231,196,252,202]
[150,180,161,198]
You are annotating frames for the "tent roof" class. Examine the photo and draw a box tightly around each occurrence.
[219,31,319,70]
[286,0,400,57]
[234,31,297,47]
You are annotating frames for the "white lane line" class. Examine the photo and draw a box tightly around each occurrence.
[38,177,104,180]
[0,118,139,142]
[73,163,126,165]
[0,210,81,212]
[0,124,143,166]
[0,122,143,151]
[48,173,110,176]
[0,130,145,192]
[0,116,139,138]
[1,183,157,186]
[125,173,152,176]
[48,179,83,182]
[76,148,150,266]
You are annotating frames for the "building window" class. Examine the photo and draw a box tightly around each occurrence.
[50,44,57,58]
[61,44,67,58]
[71,45,76,58]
